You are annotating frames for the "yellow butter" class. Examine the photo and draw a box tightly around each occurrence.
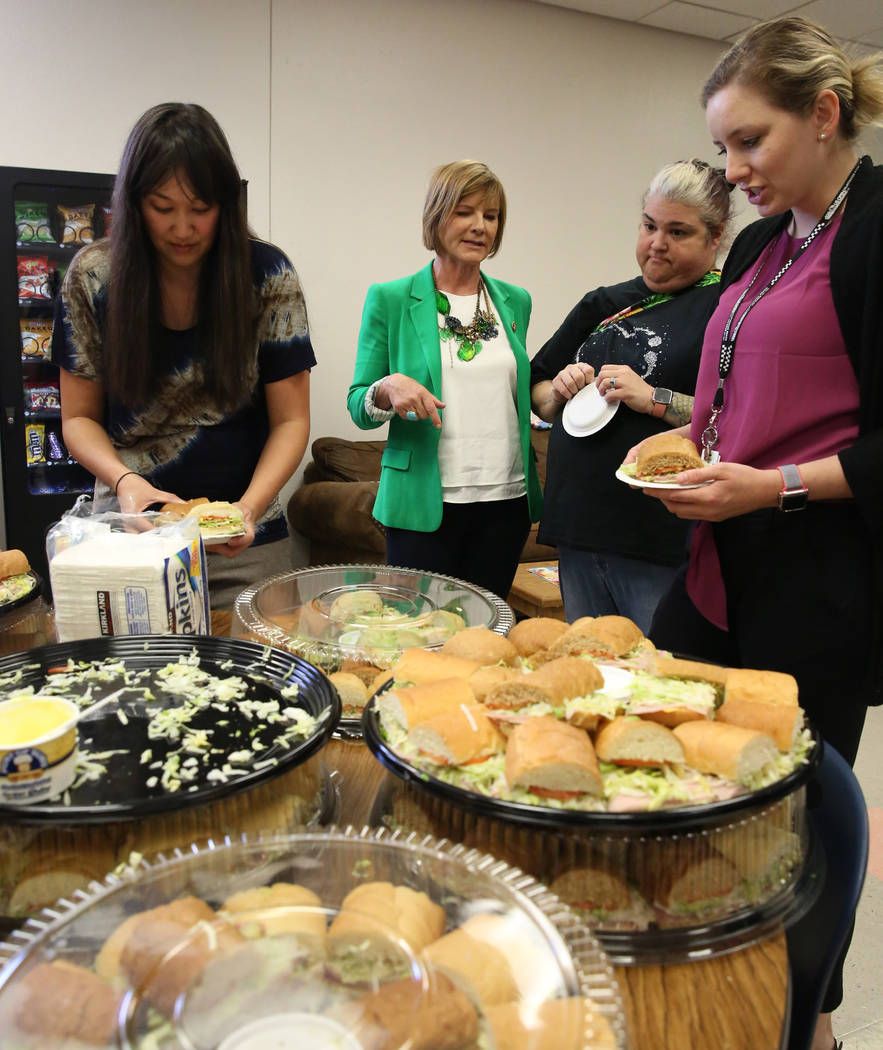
[0,699,77,747]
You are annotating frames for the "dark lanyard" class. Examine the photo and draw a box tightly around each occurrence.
[700,157,862,463]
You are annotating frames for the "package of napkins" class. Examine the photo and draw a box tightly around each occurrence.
[47,499,209,642]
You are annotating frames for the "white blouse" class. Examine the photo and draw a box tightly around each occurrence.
[436,289,525,503]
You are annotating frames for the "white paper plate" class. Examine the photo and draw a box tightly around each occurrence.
[615,466,713,491]
[562,383,619,437]
[202,529,247,546]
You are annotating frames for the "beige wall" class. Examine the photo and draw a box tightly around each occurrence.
[2,0,878,553]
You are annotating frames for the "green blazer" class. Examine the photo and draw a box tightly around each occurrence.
[347,262,543,532]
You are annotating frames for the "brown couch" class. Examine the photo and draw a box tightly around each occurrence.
[287,429,556,566]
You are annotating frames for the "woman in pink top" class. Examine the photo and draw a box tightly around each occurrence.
[635,18,883,1050]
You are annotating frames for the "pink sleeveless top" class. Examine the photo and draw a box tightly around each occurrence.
[687,215,859,628]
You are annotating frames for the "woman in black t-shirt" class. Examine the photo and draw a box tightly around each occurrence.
[530,160,732,630]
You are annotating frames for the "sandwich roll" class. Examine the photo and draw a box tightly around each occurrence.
[673,720,778,785]
[550,615,645,660]
[410,704,504,765]
[717,696,804,751]
[390,647,481,686]
[0,549,30,579]
[342,972,479,1050]
[377,677,477,734]
[329,881,445,952]
[594,716,686,768]
[186,500,244,533]
[653,655,729,694]
[484,996,616,1050]
[468,664,523,703]
[507,616,568,657]
[116,896,244,1016]
[485,655,604,711]
[724,668,799,707]
[439,626,519,667]
[506,716,603,798]
[220,881,326,939]
[1,960,120,1046]
[159,496,209,518]
[423,926,519,1007]
[329,671,370,717]
[637,843,740,925]
[635,431,703,481]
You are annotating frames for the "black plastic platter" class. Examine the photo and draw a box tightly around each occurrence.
[0,571,41,615]
[361,690,822,834]
[0,635,339,824]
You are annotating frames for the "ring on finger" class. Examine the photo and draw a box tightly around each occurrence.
[609,377,616,389]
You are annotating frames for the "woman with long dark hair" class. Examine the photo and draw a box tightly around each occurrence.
[53,103,314,604]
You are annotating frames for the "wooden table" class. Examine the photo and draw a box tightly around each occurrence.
[0,612,790,1049]
[507,560,566,620]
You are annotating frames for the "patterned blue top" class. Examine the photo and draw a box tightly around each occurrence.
[52,238,315,543]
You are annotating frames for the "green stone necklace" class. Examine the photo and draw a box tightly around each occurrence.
[435,278,499,362]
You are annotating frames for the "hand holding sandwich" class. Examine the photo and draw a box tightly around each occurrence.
[206,501,255,558]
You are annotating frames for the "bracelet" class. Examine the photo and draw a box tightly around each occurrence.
[114,470,141,495]
[364,378,395,422]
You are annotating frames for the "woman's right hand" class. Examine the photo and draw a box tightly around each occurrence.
[377,373,445,429]
[551,362,595,404]
[116,472,183,513]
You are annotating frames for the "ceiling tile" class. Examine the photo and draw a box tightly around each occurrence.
[706,0,811,15]
[787,0,883,40]
[639,2,758,39]
[531,0,665,17]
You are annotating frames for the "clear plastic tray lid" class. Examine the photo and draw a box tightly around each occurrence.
[232,565,514,673]
[0,829,627,1049]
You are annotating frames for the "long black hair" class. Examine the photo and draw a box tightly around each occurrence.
[105,102,254,410]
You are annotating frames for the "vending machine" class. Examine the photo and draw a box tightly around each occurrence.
[0,165,114,578]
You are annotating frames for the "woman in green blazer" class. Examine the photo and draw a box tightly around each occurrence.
[347,160,542,598]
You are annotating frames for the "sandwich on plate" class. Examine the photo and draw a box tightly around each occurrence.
[0,548,35,605]
[410,703,505,767]
[634,840,741,927]
[422,920,520,1008]
[626,657,724,726]
[672,720,779,788]
[549,863,653,931]
[548,615,655,668]
[716,668,803,750]
[507,616,568,659]
[484,656,608,725]
[376,677,477,736]
[633,431,704,482]
[161,497,245,538]
[439,626,520,667]
[505,716,603,801]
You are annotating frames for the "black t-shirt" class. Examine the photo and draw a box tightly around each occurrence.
[530,276,719,564]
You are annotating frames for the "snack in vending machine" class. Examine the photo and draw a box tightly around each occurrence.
[17,255,51,299]
[24,382,61,412]
[58,203,95,244]
[46,431,67,461]
[20,317,54,358]
[15,201,55,243]
[25,423,46,465]
[100,203,112,236]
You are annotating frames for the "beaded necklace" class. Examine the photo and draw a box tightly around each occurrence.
[435,278,499,362]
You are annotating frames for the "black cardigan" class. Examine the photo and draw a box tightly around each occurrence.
[719,156,883,702]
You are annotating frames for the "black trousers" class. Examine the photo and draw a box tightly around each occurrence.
[651,503,873,1012]
[384,496,531,600]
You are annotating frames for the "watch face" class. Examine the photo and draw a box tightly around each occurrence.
[779,488,809,511]
[653,388,674,406]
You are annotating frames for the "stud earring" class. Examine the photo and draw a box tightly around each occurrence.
[819,132,827,141]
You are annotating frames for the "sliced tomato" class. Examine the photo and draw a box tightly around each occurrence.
[529,785,583,800]
[610,758,666,768]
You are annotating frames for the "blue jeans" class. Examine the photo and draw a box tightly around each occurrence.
[557,545,681,635]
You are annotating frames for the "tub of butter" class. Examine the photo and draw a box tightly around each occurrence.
[0,697,79,805]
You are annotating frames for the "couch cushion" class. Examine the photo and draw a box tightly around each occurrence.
[310,437,385,484]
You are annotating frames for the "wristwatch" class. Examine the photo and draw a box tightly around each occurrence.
[777,464,809,512]
[651,387,673,419]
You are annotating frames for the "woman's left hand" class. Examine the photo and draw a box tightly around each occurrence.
[595,365,654,413]
[645,462,780,521]
[206,501,255,558]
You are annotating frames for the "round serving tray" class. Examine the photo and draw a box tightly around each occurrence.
[0,634,339,824]
[0,828,630,1049]
[234,564,514,738]
[361,689,822,834]
[0,570,42,616]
